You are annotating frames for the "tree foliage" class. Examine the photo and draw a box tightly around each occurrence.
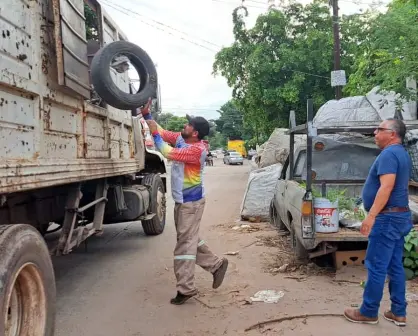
[213,0,417,134]
[156,113,188,132]
[344,0,418,98]
[214,100,244,140]
[213,1,357,132]
[84,4,99,41]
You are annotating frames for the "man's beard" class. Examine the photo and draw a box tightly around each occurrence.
[181,130,191,139]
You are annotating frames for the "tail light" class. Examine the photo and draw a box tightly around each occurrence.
[301,200,312,216]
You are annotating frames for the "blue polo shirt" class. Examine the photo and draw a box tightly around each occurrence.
[362,144,411,212]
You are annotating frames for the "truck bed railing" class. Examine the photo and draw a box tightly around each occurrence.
[287,99,418,193]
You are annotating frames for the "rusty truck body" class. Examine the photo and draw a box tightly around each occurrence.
[0,0,167,335]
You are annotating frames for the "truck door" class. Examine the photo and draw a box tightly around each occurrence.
[52,0,91,98]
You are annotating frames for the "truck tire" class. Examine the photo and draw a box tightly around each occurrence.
[0,225,55,336]
[141,174,166,235]
[269,200,286,231]
[91,41,158,110]
[290,223,309,261]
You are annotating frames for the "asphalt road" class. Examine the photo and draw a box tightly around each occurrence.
[52,158,418,336]
[53,159,250,336]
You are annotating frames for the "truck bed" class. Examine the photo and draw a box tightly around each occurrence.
[0,0,146,194]
[315,227,367,243]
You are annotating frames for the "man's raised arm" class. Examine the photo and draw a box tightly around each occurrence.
[139,98,181,146]
[151,132,201,164]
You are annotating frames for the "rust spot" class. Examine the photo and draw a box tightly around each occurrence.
[17,54,27,61]
[41,54,49,74]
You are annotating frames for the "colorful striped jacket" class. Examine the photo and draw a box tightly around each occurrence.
[143,114,207,204]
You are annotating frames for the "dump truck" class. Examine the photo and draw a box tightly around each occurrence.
[227,139,247,157]
[0,0,167,334]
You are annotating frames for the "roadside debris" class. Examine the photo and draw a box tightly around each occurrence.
[244,313,344,332]
[224,251,240,256]
[250,290,285,304]
[232,224,261,233]
[406,293,418,302]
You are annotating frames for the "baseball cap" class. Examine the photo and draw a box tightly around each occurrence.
[186,115,210,139]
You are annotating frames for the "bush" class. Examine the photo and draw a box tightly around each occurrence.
[404,228,418,280]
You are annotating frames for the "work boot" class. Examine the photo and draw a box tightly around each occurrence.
[344,309,379,324]
[170,291,196,305]
[383,311,406,327]
[212,258,229,289]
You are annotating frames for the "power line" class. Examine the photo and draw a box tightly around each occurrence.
[211,0,266,10]
[100,0,221,52]
[244,0,268,5]
[339,0,389,5]
[281,68,330,80]
[106,0,224,48]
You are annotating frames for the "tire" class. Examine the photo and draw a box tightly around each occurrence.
[290,223,309,261]
[91,41,158,110]
[141,174,166,235]
[0,225,55,336]
[269,200,286,231]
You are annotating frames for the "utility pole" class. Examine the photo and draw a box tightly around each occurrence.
[331,0,342,100]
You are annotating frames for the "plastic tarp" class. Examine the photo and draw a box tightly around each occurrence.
[240,163,283,221]
[258,129,305,168]
[313,87,415,125]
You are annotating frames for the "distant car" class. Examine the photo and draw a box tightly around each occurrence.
[210,151,217,158]
[223,152,244,165]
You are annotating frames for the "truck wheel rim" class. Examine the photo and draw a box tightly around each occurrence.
[156,188,166,222]
[5,263,47,336]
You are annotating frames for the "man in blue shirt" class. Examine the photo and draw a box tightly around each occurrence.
[344,118,412,327]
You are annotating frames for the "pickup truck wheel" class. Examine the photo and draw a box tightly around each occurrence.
[91,41,158,110]
[0,225,55,336]
[290,224,309,261]
[269,201,286,231]
[141,174,166,235]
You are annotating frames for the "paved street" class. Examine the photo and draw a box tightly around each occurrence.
[52,159,418,336]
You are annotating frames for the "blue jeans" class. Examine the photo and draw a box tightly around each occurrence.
[360,213,412,318]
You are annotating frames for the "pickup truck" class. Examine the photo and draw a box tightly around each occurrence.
[270,99,418,260]
[0,0,166,334]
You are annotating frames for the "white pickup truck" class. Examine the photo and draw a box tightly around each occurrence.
[270,100,418,260]
[0,0,167,334]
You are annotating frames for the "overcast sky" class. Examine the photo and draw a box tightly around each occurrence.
[99,0,386,119]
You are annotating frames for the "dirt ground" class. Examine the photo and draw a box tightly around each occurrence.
[53,159,418,336]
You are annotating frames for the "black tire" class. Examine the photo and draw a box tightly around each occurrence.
[290,223,309,261]
[91,41,158,110]
[0,225,55,336]
[141,174,166,235]
[269,200,286,231]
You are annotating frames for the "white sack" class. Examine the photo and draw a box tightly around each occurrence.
[240,163,283,221]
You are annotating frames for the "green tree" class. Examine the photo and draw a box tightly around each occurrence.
[344,0,418,99]
[213,1,363,131]
[155,113,175,129]
[215,100,244,139]
[84,4,99,41]
[166,116,188,132]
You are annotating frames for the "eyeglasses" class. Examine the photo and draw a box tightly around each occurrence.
[375,127,394,133]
